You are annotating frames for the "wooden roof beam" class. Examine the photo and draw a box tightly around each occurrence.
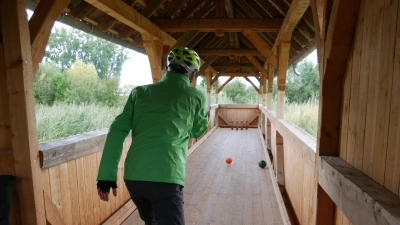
[243,76,260,93]
[195,48,262,56]
[246,55,268,76]
[218,73,253,76]
[86,0,176,46]
[242,30,278,69]
[29,0,70,75]
[154,18,284,32]
[217,76,235,93]
[97,0,138,32]
[272,0,310,53]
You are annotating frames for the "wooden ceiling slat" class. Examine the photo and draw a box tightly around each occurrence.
[254,0,282,18]
[245,0,273,19]
[242,30,278,68]
[192,1,216,19]
[259,32,275,47]
[268,0,290,16]
[233,1,251,18]
[154,18,283,32]
[292,28,309,46]
[237,32,255,49]
[175,0,205,19]
[216,0,225,18]
[187,32,208,48]
[162,0,187,18]
[141,0,166,17]
[70,1,97,20]
[194,48,262,56]
[235,0,262,18]
[97,0,137,32]
[117,0,166,42]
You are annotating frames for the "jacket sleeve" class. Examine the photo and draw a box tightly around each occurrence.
[97,88,137,181]
[190,93,209,138]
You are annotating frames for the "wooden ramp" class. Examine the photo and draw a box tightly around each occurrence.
[122,128,283,225]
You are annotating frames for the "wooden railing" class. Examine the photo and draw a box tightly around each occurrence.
[38,105,220,225]
[39,130,133,225]
[259,106,317,225]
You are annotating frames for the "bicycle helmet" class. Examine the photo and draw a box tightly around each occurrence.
[167,46,200,74]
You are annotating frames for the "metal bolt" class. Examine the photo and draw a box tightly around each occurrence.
[25,60,28,64]
[34,160,37,163]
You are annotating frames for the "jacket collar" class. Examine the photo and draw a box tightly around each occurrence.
[161,71,190,85]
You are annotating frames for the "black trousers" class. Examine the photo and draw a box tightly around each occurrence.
[125,180,185,225]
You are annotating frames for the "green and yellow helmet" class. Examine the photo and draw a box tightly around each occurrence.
[167,46,200,73]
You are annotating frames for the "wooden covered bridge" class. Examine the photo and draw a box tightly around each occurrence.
[1,0,400,224]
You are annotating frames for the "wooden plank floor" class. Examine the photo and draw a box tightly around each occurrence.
[122,128,283,225]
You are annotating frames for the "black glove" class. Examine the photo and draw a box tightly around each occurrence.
[97,181,118,193]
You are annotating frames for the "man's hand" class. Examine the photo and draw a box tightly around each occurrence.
[97,181,118,202]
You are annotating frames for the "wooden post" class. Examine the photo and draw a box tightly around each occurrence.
[142,33,164,83]
[206,71,211,106]
[0,0,46,224]
[215,78,219,104]
[267,64,274,110]
[236,120,238,130]
[259,76,263,105]
[231,121,233,130]
[276,131,285,186]
[276,33,291,119]
[262,75,267,106]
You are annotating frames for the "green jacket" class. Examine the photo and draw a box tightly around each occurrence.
[97,71,208,186]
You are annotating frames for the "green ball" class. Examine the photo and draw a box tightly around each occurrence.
[258,160,267,168]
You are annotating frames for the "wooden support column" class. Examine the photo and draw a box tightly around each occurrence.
[311,0,362,224]
[205,71,211,106]
[0,0,46,224]
[215,78,219,104]
[267,64,274,110]
[276,33,291,119]
[262,75,267,106]
[142,33,164,82]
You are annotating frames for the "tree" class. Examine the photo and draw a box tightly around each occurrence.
[34,62,68,104]
[45,27,129,79]
[284,60,320,103]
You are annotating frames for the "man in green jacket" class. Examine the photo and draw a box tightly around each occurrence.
[96,46,208,225]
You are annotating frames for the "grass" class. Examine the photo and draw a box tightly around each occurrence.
[36,98,319,142]
[36,103,123,142]
[284,97,319,138]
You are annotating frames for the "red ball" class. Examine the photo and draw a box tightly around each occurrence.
[225,157,233,164]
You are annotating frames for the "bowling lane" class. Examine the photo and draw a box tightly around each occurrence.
[122,128,283,225]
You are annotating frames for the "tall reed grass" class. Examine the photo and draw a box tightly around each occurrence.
[36,103,123,142]
[36,98,319,142]
[284,97,319,138]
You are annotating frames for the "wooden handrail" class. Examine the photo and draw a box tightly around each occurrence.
[39,129,132,169]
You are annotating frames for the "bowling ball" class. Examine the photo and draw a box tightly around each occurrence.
[258,160,267,168]
[226,157,233,164]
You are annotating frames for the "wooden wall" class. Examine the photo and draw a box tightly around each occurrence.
[41,139,132,225]
[337,0,400,223]
[218,104,259,128]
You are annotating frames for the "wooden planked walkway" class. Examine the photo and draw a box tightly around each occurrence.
[122,128,283,225]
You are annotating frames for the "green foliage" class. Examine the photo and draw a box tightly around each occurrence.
[45,27,128,79]
[34,62,67,104]
[34,60,122,106]
[223,79,259,104]
[36,103,123,142]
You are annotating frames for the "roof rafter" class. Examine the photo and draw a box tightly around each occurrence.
[195,48,262,56]
[85,0,176,46]
[154,18,283,32]
[242,30,278,69]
